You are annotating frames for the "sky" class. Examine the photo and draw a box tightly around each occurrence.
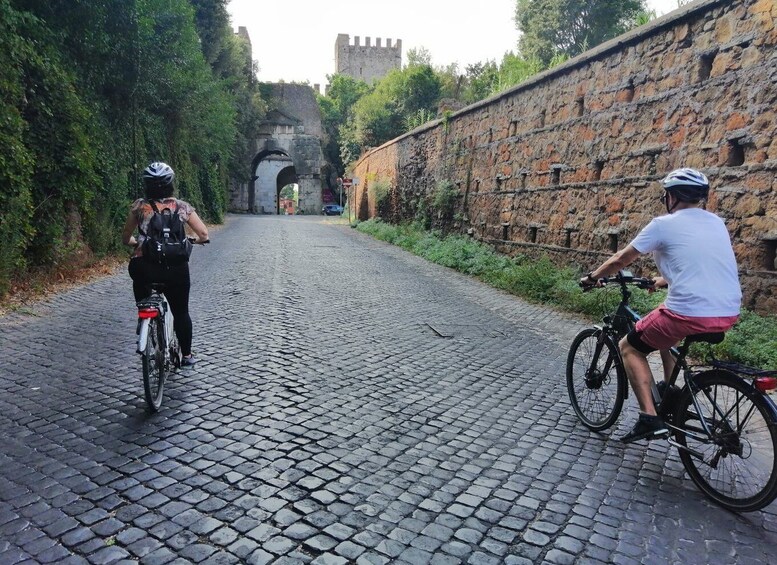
[226,0,684,90]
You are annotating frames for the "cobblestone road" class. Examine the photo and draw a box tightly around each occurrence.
[1,215,776,565]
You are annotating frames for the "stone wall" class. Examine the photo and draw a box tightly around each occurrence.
[335,34,402,84]
[351,0,777,314]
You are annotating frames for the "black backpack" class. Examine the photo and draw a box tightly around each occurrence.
[140,200,193,266]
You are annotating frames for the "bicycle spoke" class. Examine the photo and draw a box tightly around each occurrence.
[567,329,625,431]
[677,370,777,511]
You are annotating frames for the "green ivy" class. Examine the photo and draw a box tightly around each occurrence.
[0,0,266,297]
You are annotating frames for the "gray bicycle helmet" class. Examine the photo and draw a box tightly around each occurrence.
[660,168,709,202]
[142,162,175,197]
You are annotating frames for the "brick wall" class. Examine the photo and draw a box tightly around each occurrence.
[351,0,777,314]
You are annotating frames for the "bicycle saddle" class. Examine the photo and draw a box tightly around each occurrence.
[684,332,725,345]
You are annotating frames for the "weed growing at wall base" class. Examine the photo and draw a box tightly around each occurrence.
[356,219,777,369]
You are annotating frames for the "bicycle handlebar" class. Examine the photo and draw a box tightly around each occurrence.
[579,270,655,291]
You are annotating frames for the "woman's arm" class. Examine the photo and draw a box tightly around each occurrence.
[186,211,209,243]
[121,210,138,247]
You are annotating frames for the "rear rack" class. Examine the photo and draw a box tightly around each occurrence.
[137,295,164,309]
[711,359,776,377]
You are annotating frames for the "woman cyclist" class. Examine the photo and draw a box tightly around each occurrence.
[121,162,209,366]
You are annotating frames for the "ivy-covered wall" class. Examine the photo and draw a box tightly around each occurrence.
[0,0,264,296]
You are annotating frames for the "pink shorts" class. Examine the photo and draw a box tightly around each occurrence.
[631,304,738,352]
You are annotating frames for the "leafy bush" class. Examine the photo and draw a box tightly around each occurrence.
[693,310,777,369]
[357,219,773,368]
[431,180,458,223]
[368,178,391,214]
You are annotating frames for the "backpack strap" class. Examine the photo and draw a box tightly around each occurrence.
[138,199,164,236]
[150,199,178,215]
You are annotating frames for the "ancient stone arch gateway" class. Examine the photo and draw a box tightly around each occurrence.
[230,83,327,215]
[351,0,777,313]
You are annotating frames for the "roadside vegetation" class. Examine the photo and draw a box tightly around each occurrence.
[0,0,265,298]
[356,219,777,369]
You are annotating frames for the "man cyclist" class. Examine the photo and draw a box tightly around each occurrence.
[580,168,741,443]
[121,162,209,366]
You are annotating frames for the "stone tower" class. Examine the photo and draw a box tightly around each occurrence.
[334,34,402,84]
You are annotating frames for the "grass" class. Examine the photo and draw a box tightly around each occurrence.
[356,219,777,369]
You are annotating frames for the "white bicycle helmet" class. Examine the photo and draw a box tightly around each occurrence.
[660,168,709,202]
[142,162,175,192]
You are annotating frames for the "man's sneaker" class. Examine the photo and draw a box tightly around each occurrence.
[181,355,198,367]
[620,414,669,444]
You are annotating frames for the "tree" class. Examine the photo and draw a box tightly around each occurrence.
[350,65,441,154]
[317,74,371,174]
[188,0,230,67]
[515,0,647,66]
[462,61,499,103]
[406,46,432,67]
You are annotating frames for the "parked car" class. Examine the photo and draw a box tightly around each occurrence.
[322,204,344,216]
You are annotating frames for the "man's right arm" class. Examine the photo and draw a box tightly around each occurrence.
[584,244,642,283]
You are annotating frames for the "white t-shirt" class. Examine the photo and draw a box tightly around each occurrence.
[630,208,741,317]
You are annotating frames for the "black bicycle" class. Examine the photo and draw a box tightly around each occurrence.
[567,270,777,512]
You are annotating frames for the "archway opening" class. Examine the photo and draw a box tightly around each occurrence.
[250,150,296,214]
[278,183,299,215]
[276,166,297,215]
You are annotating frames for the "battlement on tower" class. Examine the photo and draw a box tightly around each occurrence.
[334,33,402,85]
[335,33,402,50]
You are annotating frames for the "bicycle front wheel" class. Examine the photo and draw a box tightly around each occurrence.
[142,318,167,412]
[675,369,777,512]
[566,328,626,431]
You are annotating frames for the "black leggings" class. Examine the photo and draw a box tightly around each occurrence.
[129,258,193,356]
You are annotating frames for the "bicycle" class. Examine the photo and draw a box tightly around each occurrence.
[136,283,178,412]
[135,237,208,412]
[566,270,777,512]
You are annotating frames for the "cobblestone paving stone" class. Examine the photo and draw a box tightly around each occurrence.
[1,215,776,564]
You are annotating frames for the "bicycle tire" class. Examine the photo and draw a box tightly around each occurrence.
[566,328,627,431]
[142,317,166,412]
[674,369,777,512]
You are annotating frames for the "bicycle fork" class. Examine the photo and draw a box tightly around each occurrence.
[584,328,616,388]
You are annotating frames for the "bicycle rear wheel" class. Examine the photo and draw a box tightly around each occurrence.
[142,318,167,412]
[675,369,777,512]
[566,328,626,431]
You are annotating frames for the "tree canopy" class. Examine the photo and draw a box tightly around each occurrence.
[515,0,647,66]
